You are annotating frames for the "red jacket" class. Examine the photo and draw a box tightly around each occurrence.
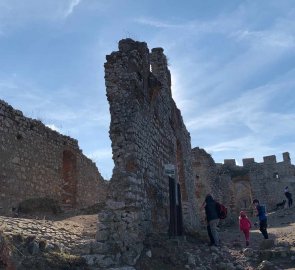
[239,217,251,231]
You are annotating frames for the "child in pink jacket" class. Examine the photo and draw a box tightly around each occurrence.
[239,211,252,246]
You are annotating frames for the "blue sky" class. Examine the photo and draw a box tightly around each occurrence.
[1,0,295,178]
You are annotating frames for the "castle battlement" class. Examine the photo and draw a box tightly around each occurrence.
[263,155,277,164]
[223,159,236,166]
[224,152,292,167]
[242,158,255,166]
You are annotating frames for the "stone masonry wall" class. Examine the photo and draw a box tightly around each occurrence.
[192,147,295,225]
[95,39,198,266]
[191,147,235,224]
[0,99,107,215]
[245,153,295,210]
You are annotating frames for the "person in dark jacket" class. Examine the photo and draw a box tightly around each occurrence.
[253,199,268,239]
[204,194,220,246]
[284,187,293,208]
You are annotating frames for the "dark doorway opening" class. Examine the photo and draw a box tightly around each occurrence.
[169,177,183,237]
[62,150,77,207]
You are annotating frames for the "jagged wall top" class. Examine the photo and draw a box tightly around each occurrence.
[221,152,292,167]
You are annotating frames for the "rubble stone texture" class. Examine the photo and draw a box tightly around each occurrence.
[191,147,235,223]
[2,37,295,268]
[0,99,107,215]
[192,147,295,219]
[95,38,199,266]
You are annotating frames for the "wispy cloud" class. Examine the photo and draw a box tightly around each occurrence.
[232,29,295,48]
[134,17,186,29]
[86,148,114,179]
[0,74,109,133]
[186,81,280,131]
[0,0,84,30]
[64,0,82,18]
[87,148,112,161]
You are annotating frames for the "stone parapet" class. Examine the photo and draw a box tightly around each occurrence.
[242,158,255,166]
[263,155,277,164]
[224,159,236,166]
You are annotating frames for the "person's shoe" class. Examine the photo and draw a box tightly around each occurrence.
[208,242,215,246]
[246,241,249,246]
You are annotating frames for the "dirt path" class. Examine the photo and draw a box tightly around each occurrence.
[1,207,294,269]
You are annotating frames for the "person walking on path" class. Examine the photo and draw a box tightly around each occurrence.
[239,211,252,246]
[253,199,269,239]
[284,186,293,208]
[204,194,220,246]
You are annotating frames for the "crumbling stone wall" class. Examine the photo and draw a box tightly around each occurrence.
[244,153,295,209]
[95,39,198,266]
[191,147,219,205]
[191,147,235,224]
[192,147,295,223]
[0,99,107,215]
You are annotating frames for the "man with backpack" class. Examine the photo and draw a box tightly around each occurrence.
[204,194,220,246]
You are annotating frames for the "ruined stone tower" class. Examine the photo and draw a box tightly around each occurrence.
[95,38,198,265]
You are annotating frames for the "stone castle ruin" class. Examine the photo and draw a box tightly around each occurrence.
[192,147,295,223]
[0,100,107,215]
[1,38,295,267]
[95,39,198,265]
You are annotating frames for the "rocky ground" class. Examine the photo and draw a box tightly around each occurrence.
[0,206,295,270]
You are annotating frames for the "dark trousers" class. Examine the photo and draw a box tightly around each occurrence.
[259,219,268,239]
[288,197,293,207]
[207,225,215,244]
[285,192,293,207]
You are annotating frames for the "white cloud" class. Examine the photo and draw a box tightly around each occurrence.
[64,0,82,18]
[87,148,112,161]
[186,81,277,131]
[232,29,295,48]
[45,124,60,132]
[0,0,84,30]
[134,17,186,29]
[170,67,196,114]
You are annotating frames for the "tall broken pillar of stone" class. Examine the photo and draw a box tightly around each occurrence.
[96,38,198,266]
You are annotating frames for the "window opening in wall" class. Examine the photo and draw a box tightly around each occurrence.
[169,177,183,237]
[273,172,279,179]
[16,134,23,140]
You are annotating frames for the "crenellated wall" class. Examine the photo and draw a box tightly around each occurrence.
[243,153,295,208]
[192,148,295,220]
[0,99,107,215]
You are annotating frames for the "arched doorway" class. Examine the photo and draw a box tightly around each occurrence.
[233,180,253,216]
[62,150,77,207]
